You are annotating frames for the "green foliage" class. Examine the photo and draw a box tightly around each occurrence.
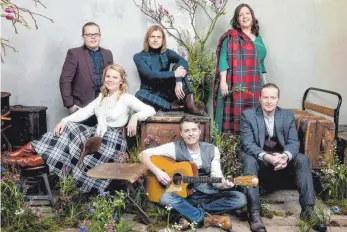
[128,136,141,163]
[1,170,61,232]
[83,191,131,231]
[315,142,347,201]
[211,122,242,176]
[183,41,216,106]
[55,170,88,227]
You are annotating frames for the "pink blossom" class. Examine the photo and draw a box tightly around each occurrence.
[5,14,14,20]
[58,208,64,213]
[23,202,30,208]
[164,9,169,15]
[159,4,163,13]
[5,8,15,13]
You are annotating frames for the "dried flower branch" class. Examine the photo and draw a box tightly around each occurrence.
[1,0,54,62]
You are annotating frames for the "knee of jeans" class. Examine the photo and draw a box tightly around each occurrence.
[232,191,247,208]
[159,192,179,206]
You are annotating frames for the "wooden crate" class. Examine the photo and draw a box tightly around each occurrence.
[140,113,211,150]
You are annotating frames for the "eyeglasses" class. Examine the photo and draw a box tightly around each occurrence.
[83,33,101,38]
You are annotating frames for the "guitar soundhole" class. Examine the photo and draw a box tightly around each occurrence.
[172,173,183,185]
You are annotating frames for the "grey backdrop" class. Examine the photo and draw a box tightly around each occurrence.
[1,0,346,130]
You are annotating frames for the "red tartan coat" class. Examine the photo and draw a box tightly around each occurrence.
[214,29,261,133]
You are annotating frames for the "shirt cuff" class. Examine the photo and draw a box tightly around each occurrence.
[257,152,266,161]
[176,77,183,82]
[284,151,293,161]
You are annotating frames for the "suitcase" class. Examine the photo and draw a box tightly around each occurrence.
[5,105,48,148]
[140,113,211,150]
[296,115,335,169]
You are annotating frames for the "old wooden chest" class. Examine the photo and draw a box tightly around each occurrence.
[140,113,211,150]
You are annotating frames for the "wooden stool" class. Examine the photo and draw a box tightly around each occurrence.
[87,163,151,224]
[21,165,54,207]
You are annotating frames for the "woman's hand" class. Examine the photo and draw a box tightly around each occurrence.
[220,81,229,97]
[127,115,138,137]
[174,66,187,78]
[54,121,66,137]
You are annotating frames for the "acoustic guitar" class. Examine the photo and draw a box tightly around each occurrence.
[145,156,259,203]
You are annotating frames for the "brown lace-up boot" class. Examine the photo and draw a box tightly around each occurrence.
[2,155,44,167]
[204,213,232,230]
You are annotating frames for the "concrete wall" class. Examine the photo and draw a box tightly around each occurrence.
[1,0,184,130]
[207,0,347,124]
[1,0,347,131]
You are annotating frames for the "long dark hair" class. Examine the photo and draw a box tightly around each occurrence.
[230,4,260,36]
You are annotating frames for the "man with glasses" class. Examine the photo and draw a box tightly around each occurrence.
[59,22,113,118]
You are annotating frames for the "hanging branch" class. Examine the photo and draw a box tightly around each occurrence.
[133,0,228,51]
[1,0,54,62]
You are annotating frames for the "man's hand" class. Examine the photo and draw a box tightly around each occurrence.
[154,169,172,186]
[175,82,185,99]
[273,153,288,171]
[68,105,80,114]
[220,177,235,189]
[174,66,187,78]
[264,153,284,167]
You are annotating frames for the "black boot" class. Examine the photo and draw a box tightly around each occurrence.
[249,210,267,232]
[300,205,327,232]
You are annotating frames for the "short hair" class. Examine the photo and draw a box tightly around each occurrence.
[261,83,280,98]
[230,3,260,36]
[179,116,200,131]
[143,25,167,53]
[82,22,100,36]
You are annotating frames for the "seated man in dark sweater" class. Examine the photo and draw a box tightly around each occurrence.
[133,25,205,116]
[239,83,320,232]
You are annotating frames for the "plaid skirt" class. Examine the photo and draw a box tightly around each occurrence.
[32,122,128,193]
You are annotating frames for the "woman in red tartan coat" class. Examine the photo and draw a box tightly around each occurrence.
[214,3,267,134]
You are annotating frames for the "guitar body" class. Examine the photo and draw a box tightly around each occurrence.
[145,156,198,203]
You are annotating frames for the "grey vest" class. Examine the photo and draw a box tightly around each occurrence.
[173,140,219,194]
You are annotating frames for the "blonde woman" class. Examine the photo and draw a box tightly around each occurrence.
[6,64,156,193]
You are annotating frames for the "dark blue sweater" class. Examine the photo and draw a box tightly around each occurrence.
[133,48,188,88]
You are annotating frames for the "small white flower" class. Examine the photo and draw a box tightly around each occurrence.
[165,205,172,211]
[15,208,24,215]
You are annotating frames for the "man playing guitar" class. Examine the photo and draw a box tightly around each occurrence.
[139,116,247,230]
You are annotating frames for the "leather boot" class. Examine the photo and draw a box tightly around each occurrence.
[9,142,37,158]
[178,217,190,230]
[2,155,44,167]
[249,210,267,232]
[170,102,185,111]
[204,213,232,230]
[184,93,207,116]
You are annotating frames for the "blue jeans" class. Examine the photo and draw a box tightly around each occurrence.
[159,190,247,223]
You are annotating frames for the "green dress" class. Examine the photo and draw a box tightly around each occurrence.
[215,35,267,133]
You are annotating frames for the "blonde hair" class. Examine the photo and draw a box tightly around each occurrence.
[143,25,167,53]
[100,64,128,102]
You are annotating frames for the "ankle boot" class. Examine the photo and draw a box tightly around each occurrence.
[249,210,267,232]
[2,155,44,167]
[16,155,45,167]
[178,217,190,230]
[204,213,232,230]
[184,93,207,116]
[170,102,185,111]
[9,142,37,158]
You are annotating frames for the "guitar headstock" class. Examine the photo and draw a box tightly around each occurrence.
[233,175,259,187]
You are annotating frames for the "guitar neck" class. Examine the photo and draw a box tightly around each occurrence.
[178,176,234,184]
